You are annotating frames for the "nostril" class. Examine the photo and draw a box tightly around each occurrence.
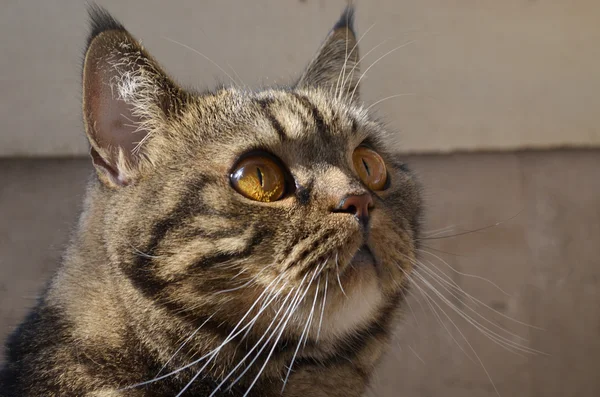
[341,204,357,215]
[334,194,373,226]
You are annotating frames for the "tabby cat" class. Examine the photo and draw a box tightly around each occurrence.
[0,5,421,396]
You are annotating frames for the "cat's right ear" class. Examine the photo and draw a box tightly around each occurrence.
[296,6,360,102]
[82,5,187,188]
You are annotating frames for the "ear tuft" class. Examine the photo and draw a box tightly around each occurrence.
[297,5,360,102]
[87,4,126,48]
[332,5,355,34]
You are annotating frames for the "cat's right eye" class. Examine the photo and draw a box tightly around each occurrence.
[352,146,388,191]
[230,154,286,202]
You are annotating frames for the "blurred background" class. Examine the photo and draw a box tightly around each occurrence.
[1,1,599,396]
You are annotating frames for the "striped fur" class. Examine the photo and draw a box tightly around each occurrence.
[0,5,422,397]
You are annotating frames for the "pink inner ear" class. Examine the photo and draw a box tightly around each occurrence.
[93,87,145,155]
[83,51,149,186]
[85,63,147,158]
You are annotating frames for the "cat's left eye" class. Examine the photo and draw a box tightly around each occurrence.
[352,146,388,191]
[230,154,286,202]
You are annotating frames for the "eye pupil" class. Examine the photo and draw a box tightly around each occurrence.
[362,158,370,176]
[256,167,264,187]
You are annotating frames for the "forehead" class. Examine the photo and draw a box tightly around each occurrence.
[189,88,373,169]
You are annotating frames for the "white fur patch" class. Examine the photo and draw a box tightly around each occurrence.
[318,267,383,339]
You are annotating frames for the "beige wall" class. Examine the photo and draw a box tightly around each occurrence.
[2,151,599,396]
[1,0,599,156]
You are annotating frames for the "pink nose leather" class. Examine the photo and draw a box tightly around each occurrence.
[336,194,373,225]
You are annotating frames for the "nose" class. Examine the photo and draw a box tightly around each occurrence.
[335,193,374,226]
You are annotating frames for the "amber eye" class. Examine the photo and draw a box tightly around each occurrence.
[230,154,286,202]
[352,146,388,191]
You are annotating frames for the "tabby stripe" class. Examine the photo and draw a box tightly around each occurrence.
[291,92,327,135]
[351,117,359,134]
[257,98,287,141]
[178,226,248,241]
[143,176,214,253]
[129,226,267,317]
[127,176,221,297]
[189,227,267,271]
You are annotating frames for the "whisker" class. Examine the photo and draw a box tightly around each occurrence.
[316,272,328,341]
[349,39,419,103]
[387,267,421,326]
[227,266,320,396]
[210,267,319,396]
[283,268,324,392]
[400,286,419,326]
[129,243,161,259]
[338,38,390,99]
[417,210,524,241]
[334,10,352,101]
[415,265,535,349]
[231,268,248,280]
[422,224,457,237]
[407,272,477,363]
[343,28,439,99]
[417,249,513,298]
[188,273,294,396]
[241,274,318,396]
[405,270,501,396]
[416,258,544,331]
[226,61,247,88]
[335,22,377,100]
[121,271,288,390]
[419,244,467,258]
[212,278,258,295]
[205,282,302,397]
[155,313,216,377]
[412,270,545,356]
[366,93,417,110]
[408,345,426,365]
[400,252,466,298]
[334,253,347,296]
[163,36,239,87]
[212,266,271,296]
[301,261,328,348]
[402,251,544,352]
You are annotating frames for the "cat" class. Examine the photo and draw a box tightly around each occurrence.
[0,4,421,396]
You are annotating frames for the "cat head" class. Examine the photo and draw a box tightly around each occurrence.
[81,5,421,342]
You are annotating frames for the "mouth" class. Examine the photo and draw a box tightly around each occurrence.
[349,244,377,267]
[337,244,380,287]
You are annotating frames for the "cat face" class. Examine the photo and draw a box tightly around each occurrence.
[82,6,421,343]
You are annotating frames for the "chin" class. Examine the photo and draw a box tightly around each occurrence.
[300,246,387,341]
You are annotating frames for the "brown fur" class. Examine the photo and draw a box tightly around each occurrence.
[0,5,422,396]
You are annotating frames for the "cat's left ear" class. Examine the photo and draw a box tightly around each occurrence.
[82,5,188,188]
[296,6,360,102]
